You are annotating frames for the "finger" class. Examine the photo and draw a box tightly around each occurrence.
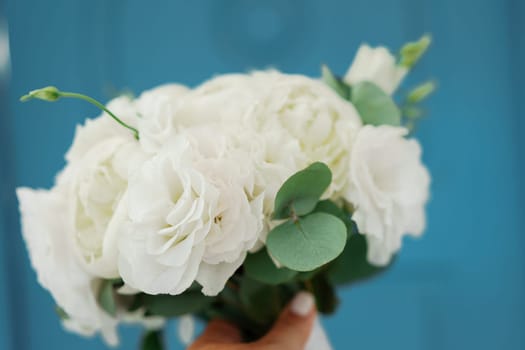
[257,292,316,350]
[190,319,242,347]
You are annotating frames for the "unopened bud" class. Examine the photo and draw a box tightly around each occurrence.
[20,86,61,102]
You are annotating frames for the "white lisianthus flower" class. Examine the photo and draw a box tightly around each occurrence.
[118,137,219,295]
[17,95,161,345]
[344,44,407,95]
[250,71,362,200]
[187,127,265,295]
[118,129,265,296]
[344,125,430,265]
[17,188,119,346]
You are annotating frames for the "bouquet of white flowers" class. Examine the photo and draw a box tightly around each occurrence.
[17,35,433,349]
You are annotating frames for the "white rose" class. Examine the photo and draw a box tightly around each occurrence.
[250,71,362,200]
[118,137,219,295]
[58,113,146,278]
[17,188,119,346]
[344,125,430,265]
[344,44,407,95]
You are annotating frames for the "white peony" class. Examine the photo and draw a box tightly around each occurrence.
[134,84,190,153]
[344,125,430,265]
[250,71,363,202]
[167,74,264,134]
[17,188,119,346]
[344,44,407,95]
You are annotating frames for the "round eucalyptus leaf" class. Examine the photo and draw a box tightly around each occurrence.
[327,233,390,285]
[351,81,401,126]
[267,212,347,271]
[244,249,298,284]
[314,200,355,234]
[273,162,332,220]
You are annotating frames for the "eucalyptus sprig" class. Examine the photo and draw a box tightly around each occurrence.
[266,162,347,272]
[20,86,139,140]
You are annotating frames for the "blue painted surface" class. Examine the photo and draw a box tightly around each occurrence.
[2,0,524,349]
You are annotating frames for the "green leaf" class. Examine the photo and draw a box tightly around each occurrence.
[141,330,164,350]
[406,81,436,104]
[143,292,215,317]
[321,65,351,100]
[313,200,355,237]
[311,273,339,315]
[399,34,431,68]
[313,200,344,218]
[327,233,390,285]
[244,249,297,285]
[273,162,332,220]
[98,280,117,317]
[351,81,401,126]
[267,212,347,272]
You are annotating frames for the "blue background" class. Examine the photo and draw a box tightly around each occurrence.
[1,0,524,349]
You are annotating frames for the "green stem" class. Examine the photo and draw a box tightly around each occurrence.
[303,279,314,294]
[140,329,164,350]
[59,92,139,140]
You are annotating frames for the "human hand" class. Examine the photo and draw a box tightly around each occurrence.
[188,292,316,350]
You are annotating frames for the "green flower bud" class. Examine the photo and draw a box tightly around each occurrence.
[20,86,61,102]
[407,81,436,104]
[19,85,139,140]
[399,35,431,68]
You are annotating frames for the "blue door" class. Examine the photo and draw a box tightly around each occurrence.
[2,0,524,349]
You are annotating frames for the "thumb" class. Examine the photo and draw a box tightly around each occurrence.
[189,319,242,348]
[257,292,316,350]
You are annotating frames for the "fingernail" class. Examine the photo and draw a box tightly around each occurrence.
[291,292,315,317]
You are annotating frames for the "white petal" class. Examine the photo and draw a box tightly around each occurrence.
[197,253,246,296]
[177,315,195,346]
